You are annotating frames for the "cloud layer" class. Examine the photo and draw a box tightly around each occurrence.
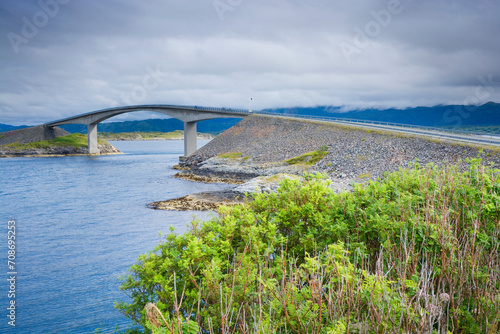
[1,0,499,125]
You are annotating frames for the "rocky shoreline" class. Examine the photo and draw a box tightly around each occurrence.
[0,125,122,157]
[0,143,121,157]
[149,190,247,211]
[151,170,352,211]
[149,174,297,211]
[153,115,500,211]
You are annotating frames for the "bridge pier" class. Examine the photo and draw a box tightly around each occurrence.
[85,121,198,157]
[183,121,197,158]
[88,123,99,154]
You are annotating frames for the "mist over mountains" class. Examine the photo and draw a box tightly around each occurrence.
[2,102,499,135]
[266,102,500,128]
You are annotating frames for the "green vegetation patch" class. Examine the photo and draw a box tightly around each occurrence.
[4,133,90,150]
[217,151,243,159]
[117,159,500,333]
[285,145,328,165]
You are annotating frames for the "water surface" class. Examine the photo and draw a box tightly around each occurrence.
[0,140,230,333]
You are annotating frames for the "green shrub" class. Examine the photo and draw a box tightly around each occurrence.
[117,160,500,333]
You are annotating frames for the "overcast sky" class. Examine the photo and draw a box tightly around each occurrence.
[1,0,499,125]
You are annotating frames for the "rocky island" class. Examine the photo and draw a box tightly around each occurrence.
[0,125,120,157]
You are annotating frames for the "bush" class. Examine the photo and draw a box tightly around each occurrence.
[117,160,500,333]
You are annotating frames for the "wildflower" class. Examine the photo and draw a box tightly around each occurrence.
[439,292,450,302]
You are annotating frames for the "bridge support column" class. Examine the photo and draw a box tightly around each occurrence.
[88,123,99,155]
[184,121,197,157]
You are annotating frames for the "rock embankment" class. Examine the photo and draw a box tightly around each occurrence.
[0,125,69,145]
[161,115,500,211]
[180,115,500,181]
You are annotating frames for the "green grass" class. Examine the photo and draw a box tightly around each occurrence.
[4,133,90,150]
[285,148,329,165]
[217,152,243,159]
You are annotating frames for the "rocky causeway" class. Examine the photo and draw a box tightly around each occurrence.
[153,115,500,211]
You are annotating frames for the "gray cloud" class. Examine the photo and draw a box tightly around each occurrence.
[1,0,499,125]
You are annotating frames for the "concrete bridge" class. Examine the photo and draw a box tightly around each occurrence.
[45,104,252,156]
[45,104,500,159]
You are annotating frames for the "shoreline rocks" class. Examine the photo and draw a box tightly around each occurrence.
[150,173,351,211]
[173,159,262,185]
[149,190,247,211]
[0,143,121,157]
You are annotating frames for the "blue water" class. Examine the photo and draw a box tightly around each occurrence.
[0,140,231,333]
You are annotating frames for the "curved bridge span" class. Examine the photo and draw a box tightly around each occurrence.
[46,104,500,158]
[45,104,253,156]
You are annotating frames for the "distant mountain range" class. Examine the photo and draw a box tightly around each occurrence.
[265,102,500,128]
[1,102,499,135]
[58,118,242,135]
[0,124,29,132]
[0,118,242,135]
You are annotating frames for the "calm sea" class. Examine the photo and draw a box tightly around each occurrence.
[0,140,232,333]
